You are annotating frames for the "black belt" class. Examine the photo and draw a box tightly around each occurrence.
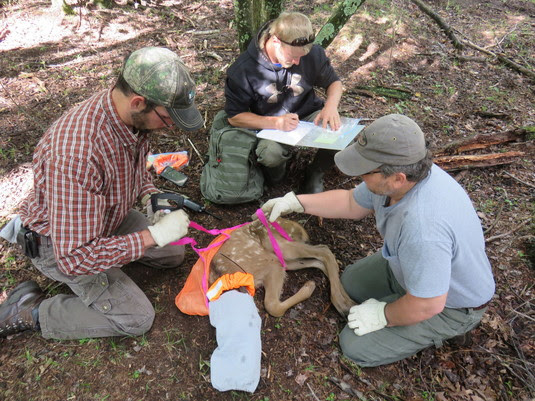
[472,301,490,311]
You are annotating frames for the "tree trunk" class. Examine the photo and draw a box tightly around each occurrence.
[234,0,284,52]
[315,0,366,49]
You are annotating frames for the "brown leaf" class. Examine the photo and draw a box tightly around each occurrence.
[295,373,308,386]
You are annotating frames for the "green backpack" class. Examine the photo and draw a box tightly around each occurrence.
[201,111,264,204]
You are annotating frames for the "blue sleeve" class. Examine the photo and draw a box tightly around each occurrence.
[353,183,374,210]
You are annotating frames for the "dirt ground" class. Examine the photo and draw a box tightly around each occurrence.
[0,0,533,400]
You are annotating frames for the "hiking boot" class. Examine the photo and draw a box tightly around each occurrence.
[263,161,287,186]
[300,149,336,194]
[447,331,473,347]
[0,281,45,337]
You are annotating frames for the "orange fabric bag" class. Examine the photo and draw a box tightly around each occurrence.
[151,152,189,174]
[175,228,237,316]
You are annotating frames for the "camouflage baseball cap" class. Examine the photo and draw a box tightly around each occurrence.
[122,47,203,131]
[334,114,427,176]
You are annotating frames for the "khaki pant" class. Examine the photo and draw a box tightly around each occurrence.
[339,252,486,367]
[32,210,184,340]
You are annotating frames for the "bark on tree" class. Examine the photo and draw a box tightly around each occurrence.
[233,0,366,51]
[234,0,284,52]
[315,0,366,49]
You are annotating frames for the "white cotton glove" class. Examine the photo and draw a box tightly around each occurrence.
[347,298,388,336]
[256,191,304,222]
[143,193,171,224]
[147,209,189,247]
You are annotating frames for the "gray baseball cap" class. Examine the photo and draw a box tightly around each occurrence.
[334,114,426,176]
[122,47,203,131]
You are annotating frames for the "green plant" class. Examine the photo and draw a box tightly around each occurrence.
[1,270,16,291]
[163,328,187,352]
[341,356,362,376]
[24,348,33,362]
[326,393,336,401]
[421,390,435,401]
[479,199,497,214]
[138,334,149,347]
[198,355,210,375]
[393,101,409,114]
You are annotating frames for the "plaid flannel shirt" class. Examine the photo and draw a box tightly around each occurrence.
[20,89,158,275]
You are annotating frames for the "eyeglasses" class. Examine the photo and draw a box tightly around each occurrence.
[153,108,173,128]
[361,169,383,176]
[278,33,315,47]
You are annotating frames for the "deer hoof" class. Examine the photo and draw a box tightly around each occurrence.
[302,280,316,296]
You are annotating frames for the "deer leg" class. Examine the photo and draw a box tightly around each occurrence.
[284,259,325,271]
[277,242,356,316]
[262,268,316,317]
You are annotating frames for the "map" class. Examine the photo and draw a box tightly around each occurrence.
[257,117,364,150]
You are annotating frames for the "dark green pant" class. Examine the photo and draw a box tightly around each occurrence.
[339,252,486,367]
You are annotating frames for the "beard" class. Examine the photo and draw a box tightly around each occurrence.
[131,111,151,131]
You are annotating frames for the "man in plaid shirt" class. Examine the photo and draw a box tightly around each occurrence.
[0,47,203,339]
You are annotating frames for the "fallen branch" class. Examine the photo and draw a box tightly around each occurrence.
[440,128,528,156]
[510,309,535,323]
[351,86,413,100]
[329,377,368,401]
[485,217,532,243]
[409,0,463,49]
[306,383,321,401]
[502,171,535,190]
[435,128,527,156]
[483,202,505,236]
[187,138,203,164]
[410,0,535,80]
[434,151,524,171]
[186,29,220,35]
[475,110,510,119]
[205,51,223,61]
[460,38,535,81]
[482,345,535,397]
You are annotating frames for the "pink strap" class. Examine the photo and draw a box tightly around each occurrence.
[255,209,293,269]
[171,221,249,253]
[171,221,250,309]
[170,217,291,306]
[270,221,293,241]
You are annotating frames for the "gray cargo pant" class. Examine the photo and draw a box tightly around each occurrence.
[339,252,486,367]
[31,210,184,340]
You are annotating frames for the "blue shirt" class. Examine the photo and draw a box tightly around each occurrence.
[354,164,495,308]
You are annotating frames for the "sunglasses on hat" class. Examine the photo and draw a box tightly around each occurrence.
[278,33,315,47]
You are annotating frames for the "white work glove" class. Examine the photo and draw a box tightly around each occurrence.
[347,298,388,336]
[256,191,304,222]
[143,192,170,224]
[147,209,189,247]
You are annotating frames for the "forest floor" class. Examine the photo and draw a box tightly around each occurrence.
[0,0,533,400]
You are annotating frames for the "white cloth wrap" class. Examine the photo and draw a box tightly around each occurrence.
[209,290,261,393]
[0,215,22,243]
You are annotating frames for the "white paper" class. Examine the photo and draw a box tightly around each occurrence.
[257,117,365,150]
